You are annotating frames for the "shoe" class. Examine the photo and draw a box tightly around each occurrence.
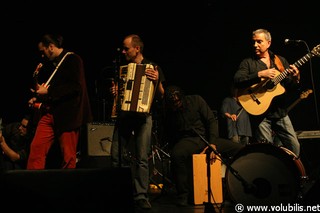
[176,196,188,207]
[135,199,152,209]
[176,198,188,207]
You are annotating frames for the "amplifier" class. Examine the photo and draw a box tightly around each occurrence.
[296,130,320,139]
[87,123,115,156]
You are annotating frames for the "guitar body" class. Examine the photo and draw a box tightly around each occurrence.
[237,72,285,115]
[32,103,43,124]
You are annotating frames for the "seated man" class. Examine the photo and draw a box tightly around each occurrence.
[0,115,34,170]
[163,85,244,206]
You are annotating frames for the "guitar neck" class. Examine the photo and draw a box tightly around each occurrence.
[33,63,43,92]
[287,90,312,112]
[287,98,302,112]
[272,52,314,85]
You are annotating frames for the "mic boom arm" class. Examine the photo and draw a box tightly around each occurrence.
[192,127,256,194]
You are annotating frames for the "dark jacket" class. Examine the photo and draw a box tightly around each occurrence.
[42,50,92,134]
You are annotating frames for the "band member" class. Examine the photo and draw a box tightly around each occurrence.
[163,85,243,206]
[220,83,252,145]
[233,28,301,156]
[27,34,92,169]
[0,115,34,170]
[110,34,166,209]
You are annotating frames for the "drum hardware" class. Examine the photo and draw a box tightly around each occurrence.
[300,166,320,204]
[119,129,174,195]
[148,116,174,195]
[148,141,174,197]
[225,143,307,205]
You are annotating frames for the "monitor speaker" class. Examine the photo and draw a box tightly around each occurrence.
[87,122,115,156]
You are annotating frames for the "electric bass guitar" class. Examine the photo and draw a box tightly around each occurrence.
[237,44,320,115]
[31,63,46,123]
[32,63,43,110]
[286,89,312,112]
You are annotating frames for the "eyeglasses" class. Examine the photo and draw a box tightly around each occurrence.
[20,123,28,128]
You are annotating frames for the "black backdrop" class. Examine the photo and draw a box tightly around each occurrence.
[1,0,320,132]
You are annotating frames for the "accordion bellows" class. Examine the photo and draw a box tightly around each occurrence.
[120,63,155,113]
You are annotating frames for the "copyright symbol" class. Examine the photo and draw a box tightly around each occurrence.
[235,203,244,212]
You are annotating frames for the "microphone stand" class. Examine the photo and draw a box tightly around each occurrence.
[192,127,254,212]
[114,48,123,167]
[286,40,319,128]
[301,41,320,129]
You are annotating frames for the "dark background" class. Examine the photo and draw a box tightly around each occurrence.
[1,0,320,133]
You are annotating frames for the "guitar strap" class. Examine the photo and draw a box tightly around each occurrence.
[45,52,74,87]
[274,55,285,72]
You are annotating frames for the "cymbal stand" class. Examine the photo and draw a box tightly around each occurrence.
[113,48,123,167]
[149,142,174,198]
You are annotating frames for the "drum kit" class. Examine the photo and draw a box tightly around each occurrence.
[224,142,313,205]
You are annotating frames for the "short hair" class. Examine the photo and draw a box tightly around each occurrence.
[165,85,184,105]
[40,34,64,48]
[23,114,31,121]
[125,34,144,53]
[252,28,271,41]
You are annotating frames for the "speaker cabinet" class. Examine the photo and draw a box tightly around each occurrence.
[0,167,134,212]
[87,123,115,156]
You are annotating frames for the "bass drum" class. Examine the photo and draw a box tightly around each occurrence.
[225,143,307,205]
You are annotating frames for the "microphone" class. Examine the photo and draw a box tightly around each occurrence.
[116,47,121,63]
[0,118,3,134]
[284,39,303,45]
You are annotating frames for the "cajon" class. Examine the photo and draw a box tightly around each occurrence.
[192,154,223,205]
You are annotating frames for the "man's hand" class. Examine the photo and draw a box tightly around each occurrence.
[200,144,218,164]
[145,66,159,82]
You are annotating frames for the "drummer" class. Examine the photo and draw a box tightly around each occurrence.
[163,85,244,206]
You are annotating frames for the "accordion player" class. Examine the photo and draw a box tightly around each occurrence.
[120,63,156,114]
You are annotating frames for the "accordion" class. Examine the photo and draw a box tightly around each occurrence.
[120,63,156,113]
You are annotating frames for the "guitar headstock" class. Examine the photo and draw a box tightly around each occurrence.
[33,63,43,78]
[311,45,320,57]
[300,89,313,99]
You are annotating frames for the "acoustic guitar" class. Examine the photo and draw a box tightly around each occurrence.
[237,44,320,115]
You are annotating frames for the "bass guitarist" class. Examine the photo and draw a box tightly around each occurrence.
[233,28,301,157]
[27,34,92,169]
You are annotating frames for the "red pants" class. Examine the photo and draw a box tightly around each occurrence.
[27,113,79,169]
